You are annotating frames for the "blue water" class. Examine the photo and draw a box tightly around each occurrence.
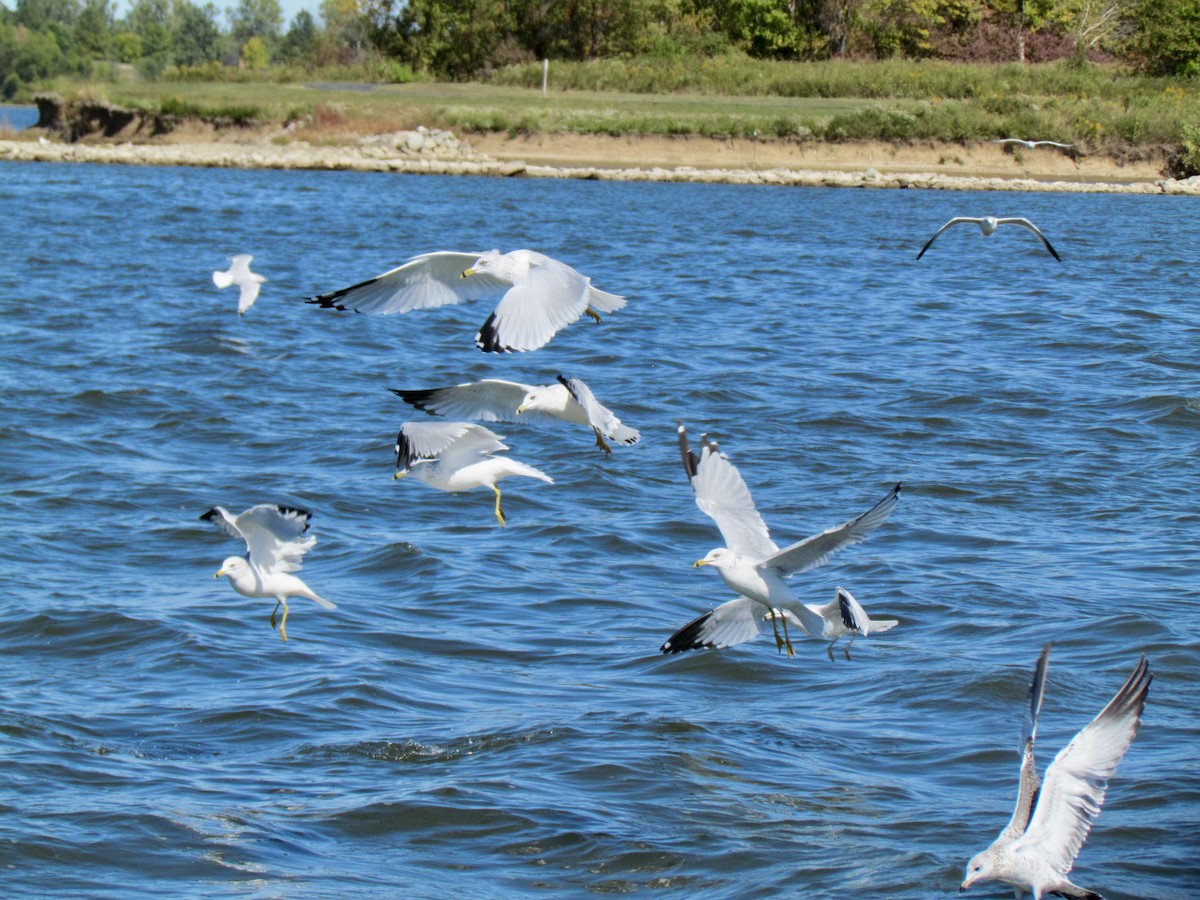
[1,161,1197,899]
[0,106,38,130]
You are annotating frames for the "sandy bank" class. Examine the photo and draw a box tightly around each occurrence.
[3,130,1199,195]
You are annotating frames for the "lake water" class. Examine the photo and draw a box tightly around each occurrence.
[1,160,1197,898]
[0,106,38,130]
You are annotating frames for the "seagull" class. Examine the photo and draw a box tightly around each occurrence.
[660,422,900,658]
[917,216,1061,262]
[394,421,553,526]
[213,254,267,314]
[392,374,639,455]
[307,249,625,353]
[201,504,335,642]
[991,138,1076,151]
[961,644,1152,900]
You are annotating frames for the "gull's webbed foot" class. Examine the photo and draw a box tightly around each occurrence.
[270,600,282,631]
[585,307,602,323]
[593,428,613,456]
[780,613,795,658]
[492,484,506,527]
[826,639,838,662]
[767,610,785,653]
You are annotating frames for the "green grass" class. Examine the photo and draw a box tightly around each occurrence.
[33,56,1200,159]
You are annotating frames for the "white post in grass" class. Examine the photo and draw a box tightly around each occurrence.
[542,59,548,97]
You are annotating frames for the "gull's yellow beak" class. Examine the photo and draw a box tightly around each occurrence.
[693,559,709,568]
[393,470,407,480]
[213,569,223,579]
[461,267,476,279]
[516,404,527,415]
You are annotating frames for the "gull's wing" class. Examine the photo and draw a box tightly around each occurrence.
[836,586,871,636]
[916,218,981,259]
[585,282,626,315]
[1016,656,1152,873]
[997,643,1052,847]
[660,596,763,653]
[200,504,315,575]
[475,255,590,353]
[556,375,639,444]
[995,218,1062,262]
[391,380,536,423]
[761,483,901,577]
[677,422,778,561]
[395,420,505,471]
[1032,141,1074,149]
[307,251,503,315]
[237,278,262,314]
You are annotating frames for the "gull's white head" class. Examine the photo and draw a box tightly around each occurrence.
[517,384,560,415]
[694,547,737,570]
[215,556,254,587]
[980,216,1000,235]
[960,852,993,892]
[462,249,511,281]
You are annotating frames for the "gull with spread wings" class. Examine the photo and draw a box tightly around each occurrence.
[962,644,1152,900]
[917,216,1061,261]
[392,374,639,455]
[308,249,625,353]
[661,422,900,659]
[394,421,553,526]
[201,504,335,642]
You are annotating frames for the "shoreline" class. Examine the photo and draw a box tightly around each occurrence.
[3,130,1199,195]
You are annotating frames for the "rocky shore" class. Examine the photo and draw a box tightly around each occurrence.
[4,117,1195,194]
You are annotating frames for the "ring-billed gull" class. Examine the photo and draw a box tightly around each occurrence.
[917,216,1061,261]
[392,374,639,455]
[660,423,900,658]
[991,138,1076,151]
[307,250,625,353]
[394,421,553,526]
[201,504,335,642]
[213,254,267,314]
[961,644,1152,900]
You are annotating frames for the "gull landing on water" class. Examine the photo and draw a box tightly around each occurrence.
[201,504,335,642]
[213,254,267,314]
[660,422,900,659]
[392,374,639,455]
[961,644,1152,900]
[917,216,1062,262]
[394,421,553,527]
[307,249,625,353]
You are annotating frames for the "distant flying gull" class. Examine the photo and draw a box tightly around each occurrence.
[991,138,1076,151]
[307,249,625,353]
[201,504,335,642]
[213,254,267,314]
[394,421,553,526]
[962,644,1152,900]
[917,216,1061,262]
[660,422,900,658]
[392,374,639,455]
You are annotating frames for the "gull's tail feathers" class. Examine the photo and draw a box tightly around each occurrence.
[502,460,555,484]
[610,423,640,445]
[586,284,626,314]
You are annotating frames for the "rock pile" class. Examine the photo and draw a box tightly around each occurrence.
[358,126,487,163]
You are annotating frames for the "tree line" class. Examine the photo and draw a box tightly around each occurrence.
[2,0,1197,101]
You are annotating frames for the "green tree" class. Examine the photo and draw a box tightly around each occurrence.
[1128,0,1200,75]
[74,0,113,58]
[112,30,143,61]
[227,0,282,49]
[14,0,82,31]
[395,0,511,77]
[239,32,268,67]
[278,8,317,62]
[172,0,222,64]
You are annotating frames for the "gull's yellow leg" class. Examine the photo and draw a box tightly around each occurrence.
[593,427,613,456]
[270,599,281,631]
[278,600,289,642]
[843,634,857,661]
[780,612,795,658]
[585,307,602,323]
[826,639,838,662]
[492,484,506,527]
[767,610,785,653]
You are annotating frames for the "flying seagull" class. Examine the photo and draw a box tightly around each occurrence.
[392,374,639,455]
[991,138,1076,151]
[307,249,625,353]
[394,421,553,526]
[660,422,900,658]
[201,504,335,642]
[917,216,1061,262]
[213,254,267,314]
[961,644,1152,900]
